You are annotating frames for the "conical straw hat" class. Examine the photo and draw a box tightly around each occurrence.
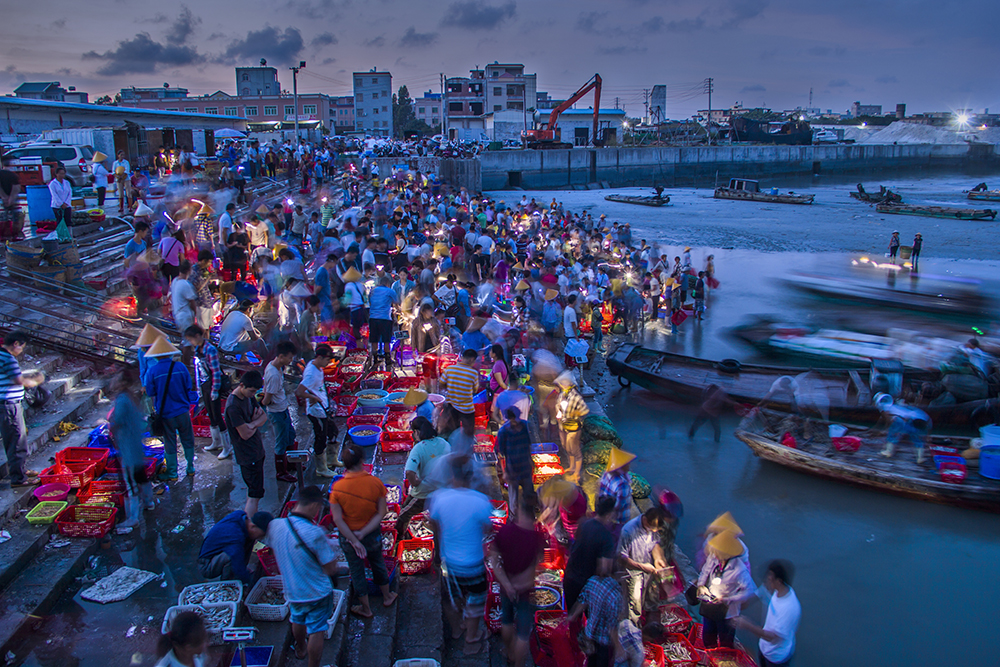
[544,289,558,301]
[515,280,530,291]
[341,267,363,283]
[91,151,107,163]
[708,530,744,559]
[134,202,154,217]
[402,388,428,406]
[132,324,166,348]
[606,446,636,472]
[708,511,742,535]
[144,336,180,358]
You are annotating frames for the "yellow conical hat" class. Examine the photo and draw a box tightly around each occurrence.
[144,336,180,358]
[195,200,215,215]
[708,530,744,559]
[132,324,166,349]
[515,280,530,291]
[512,262,524,271]
[91,151,107,163]
[708,511,742,536]
[256,205,269,215]
[539,476,576,503]
[606,446,636,472]
[544,289,558,301]
[134,202,154,217]
[402,388,428,406]
[341,267,363,283]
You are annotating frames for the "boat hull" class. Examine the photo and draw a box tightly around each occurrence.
[604,194,670,207]
[875,203,997,220]
[714,188,814,205]
[967,191,1000,202]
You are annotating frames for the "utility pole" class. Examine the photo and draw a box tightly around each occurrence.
[290,61,305,141]
[440,73,446,138]
[643,89,649,125]
[704,77,714,144]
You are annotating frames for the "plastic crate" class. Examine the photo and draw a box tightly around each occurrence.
[384,414,415,433]
[532,462,564,486]
[333,395,359,417]
[644,644,666,667]
[365,557,397,595]
[406,512,433,540]
[326,588,346,639]
[539,548,566,570]
[55,447,110,477]
[55,504,117,538]
[385,484,405,506]
[380,430,415,453]
[86,475,127,494]
[177,581,244,606]
[39,461,98,489]
[162,602,237,646]
[396,538,435,575]
[381,502,401,531]
[245,576,289,621]
[77,490,125,510]
[651,604,692,636]
[662,633,700,667]
[387,376,421,392]
[257,546,280,575]
[105,456,158,479]
[940,460,967,483]
[26,501,68,525]
[360,378,384,391]
[484,591,503,633]
[832,436,861,453]
[531,442,559,454]
[707,648,757,667]
[489,500,508,527]
[381,528,398,557]
[534,609,567,643]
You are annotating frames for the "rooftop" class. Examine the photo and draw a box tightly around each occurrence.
[0,95,246,122]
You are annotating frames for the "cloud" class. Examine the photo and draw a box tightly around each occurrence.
[311,32,338,47]
[666,16,706,32]
[285,0,345,20]
[720,0,768,29]
[398,27,438,47]
[806,45,846,57]
[363,35,385,47]
[441,1,516,30]
[876,75,898,84]
[223,27,304,65]
[166,6,200,44]
[576,11,607,33]
[741,84,766,93]
[83,33,200,75]
[828,78,850,87]
[51,19,66,29]
[641,16,664,32]
[598,45,648,56]
[321,57,336,65]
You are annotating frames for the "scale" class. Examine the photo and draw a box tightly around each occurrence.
[285,449,311,489]
[223,627,272,667]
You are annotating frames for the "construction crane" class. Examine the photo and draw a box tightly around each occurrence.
[523,74,602,149]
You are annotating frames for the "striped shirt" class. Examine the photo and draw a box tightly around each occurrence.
[441,363,480,414]
[0,349,23,402]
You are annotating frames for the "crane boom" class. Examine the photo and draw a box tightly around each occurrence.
[524,73,603,148]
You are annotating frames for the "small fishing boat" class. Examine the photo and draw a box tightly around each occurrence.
[784,272,988,316]
[604,194,670,207]
[714,178,814,205]
[606,343,996,431]
[736,409,1000,512]
[849,184,903,204]
[875,203,997,220]
[966,184,1000,202]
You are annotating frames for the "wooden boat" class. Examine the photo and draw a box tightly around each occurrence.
[605,194,670,207]
[966,183,1000,202]
[736,409,1000,512]
[606,343,997,431]
[714,178,814,205]
[875,203,997,220]
[849,184,902,204]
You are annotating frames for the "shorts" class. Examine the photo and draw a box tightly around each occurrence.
[501,592,536,639]
[695,299,705,313]
[289,593,334,636]
[239,458,265,498]
[444,569,489,619]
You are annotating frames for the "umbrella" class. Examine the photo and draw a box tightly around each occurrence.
[215,128,246,139]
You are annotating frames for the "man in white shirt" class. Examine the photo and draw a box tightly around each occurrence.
[732,560,801,667]
[563,294,579,339]
[218,300,264,357]
[170,261,198,338]
[218,203,236,247]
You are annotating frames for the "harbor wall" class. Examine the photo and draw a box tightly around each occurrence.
[480,143,999,190]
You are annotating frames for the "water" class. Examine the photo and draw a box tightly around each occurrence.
[493,171,1000,666]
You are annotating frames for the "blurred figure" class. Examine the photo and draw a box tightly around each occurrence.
[689,384,734,443]
[732,559,801,667]
[875,393,931,464]
[694,530,755,649]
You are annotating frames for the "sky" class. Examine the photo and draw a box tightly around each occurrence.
[2,0,998,119]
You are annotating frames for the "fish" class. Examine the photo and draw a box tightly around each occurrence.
[180,582,241,605]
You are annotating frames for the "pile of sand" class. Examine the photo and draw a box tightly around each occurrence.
[860,121,965,145]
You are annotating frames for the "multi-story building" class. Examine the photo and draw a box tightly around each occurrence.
[484,63,536,115]
[444,70,485,140]
[536,91,566,111]
[236,66,281,97]
[353,69,393,136]
[850,101,883,118]
[331,95,356,133]
[14,82,88,104]
[413,91,442,130]
[120,85,190,102]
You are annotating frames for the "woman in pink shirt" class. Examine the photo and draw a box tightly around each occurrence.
[488,345,509,394]
[158,229,186,282]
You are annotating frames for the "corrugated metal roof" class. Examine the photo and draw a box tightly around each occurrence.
[14,82,61,93]
[0,95,246,121]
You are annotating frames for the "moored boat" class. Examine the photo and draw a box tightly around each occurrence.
[736,409,1000,512]
[849,183,903,204]
[713,178,814,205]
[784,271,988,316]
[604,194,670,207]
[966,183,1000,202]
[875,203,997,220]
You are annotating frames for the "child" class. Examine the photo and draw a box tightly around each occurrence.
[156,611,207,667]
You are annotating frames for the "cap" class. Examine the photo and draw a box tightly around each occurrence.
[402,388,428,406]
[708,511,742,535]
[606,446,636,472]
[544,289,559,301]
[250,511,273,532]
[132,323,166,348]
[134,202,154,217]
[708,530,744,559]
[341,267,363,283]
[91,151,107,163]
[144,336,180,358]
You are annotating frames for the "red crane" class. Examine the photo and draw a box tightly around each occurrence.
[523,73,602,149]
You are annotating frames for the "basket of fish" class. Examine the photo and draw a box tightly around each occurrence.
[406,512,433,539]
[385,484,405,506]
[661,633,699,667]
[55,505,117,538]
[396,538,435,575]
[178,580,243,606]
[644,644,666,667]
[26,501,68,525]
[653,604,693,636]
[245,576,289,621]
[381,528,398,557]
[161,602,237,645]
[706,647,756,667]
[380,503,400,531]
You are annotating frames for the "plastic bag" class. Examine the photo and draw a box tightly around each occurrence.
[56,220,72,243]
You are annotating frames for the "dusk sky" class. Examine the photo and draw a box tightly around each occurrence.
[3,0,998,118]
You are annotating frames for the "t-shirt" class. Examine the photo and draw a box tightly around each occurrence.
[368,285,398,320]
[440,364,479,414]
[489,360,508,392]
[404,436,451,499]
[262,362,288,413]
[224,392,264,466]
[300,362,328,418]
[618,515,657,564]
[0,349,24,402]
[759,587,801,663]
[494,522,546,578]
[247,221,268,247]
[267,515,336,603]
[158,237,184,266]
[565,518,616,584]
[428,487,493,576]
[329,472,386,531]
[563,305,578,338]
[170,278,197,328]
[218,311,254,351]
[124,238,147,261]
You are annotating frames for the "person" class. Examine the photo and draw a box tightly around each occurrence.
[494,407,533,511]
[224,370,268,515]
[488,493,546,667]
[0,331,45,486]
[314,254,337,322]
[688,384,733,443]
[110,365,155,523]
[124,222,150,270]
[91,152,110,207]
[329,444,398,618]
[341,267,369,343]
[428,459,494,655]
[218,203,236,251]
[875,393,932,463]
[268,485,342,667]
[695,530,755,649]
[563,495,618,613]
[196,509,272,583]
[112,150,131,212]
[731,560,801,667]
[218,300,264,358]
[563,293,579,339]
[492,372,531,425]
[555,371,589,484]
[155,610,207,667]
[262,341,298,483]
[616,620,666,667]
[47,166,73,229]
[184,326,228,456]
[142,337,195,482]
[911,233,922,269]
[888,231,901,262]
[410,302,441,354]
[488,344,509,395]
[599,447,635,536]
[539,477,588,546]
[368,275,398,365]
[648,272,661,322]
[693,271,706,320]
[439,348,480,435]
[0,152,24,239]
[159,229,186,282]
[618,507,669,620]
[565,557,625,667]
[590,298,605,353]
[170,261,198,335]
[295,344,337,477]
[396,415,451,535]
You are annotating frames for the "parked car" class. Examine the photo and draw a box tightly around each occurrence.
[3,142,96,185]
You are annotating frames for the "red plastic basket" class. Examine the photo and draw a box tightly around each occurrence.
[707,648,757,667]
[105,457,158,479]
[540,548,566,570]
[332,395,359,417]
[396,538,435,575]
[663,633,700,667]
[55,504,118,538]
[534,609,567,643]
[650,604,693,635]
[832,436,862,453]
[484,591,503,633]
[688,623,704,649]
[86,475,127,494]
[381,502,401,531]
[489,499,508,527]
[644,644,666,667]
[257,546,280,575]
[39,461,98,489]
[940,460,967,484]
[381,528,397,557]
[383,414,414,432]
[532,462,564,486]
[55,448,109,477]
[380,430,415,453]
[77,490,125,509]
[387,376,422,392]
[347,413,386,428]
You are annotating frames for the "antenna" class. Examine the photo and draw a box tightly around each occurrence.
[809,87,813,107]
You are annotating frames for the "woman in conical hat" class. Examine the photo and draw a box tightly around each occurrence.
[694,529,755,649]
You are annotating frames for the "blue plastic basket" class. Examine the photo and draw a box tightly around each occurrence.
[933,455,965,470]
[531,442,559,454]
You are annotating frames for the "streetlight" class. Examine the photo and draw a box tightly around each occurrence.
[290,61,306,141]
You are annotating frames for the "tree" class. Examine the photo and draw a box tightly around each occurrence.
[392,85,416,137]
[95,94,118,106]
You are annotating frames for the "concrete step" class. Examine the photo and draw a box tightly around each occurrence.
[22,375,111,469]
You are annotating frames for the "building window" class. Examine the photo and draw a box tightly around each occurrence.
[185,107,198,113]
[242,73,249,81]
[371,92,378,99]
[418,108,425,114]
[224,107,238,116]
[373,108,379,114]
[432,107,438,114]
[372,78,378,84]
[356,93,363,102]
[242,88,249,95]
[381,106,387,112]
[284,105,295,116]
[382,121,388,127]
[165,108,179,112]
[470,102,483,114]
[205,107,219,115]
[492,71,499,78]
[449,102,463,112]
[303,104,317,115]
[506,101,523,111]
[357,121,364,128]
[494,105,502,112]
[493,87,502,96]
[264,105,277,116]
[244,106,258,117]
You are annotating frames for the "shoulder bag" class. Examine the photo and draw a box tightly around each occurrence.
[148,361,175,437]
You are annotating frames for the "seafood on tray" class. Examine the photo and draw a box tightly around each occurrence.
[401,548,433,562]
[180,581,242,605]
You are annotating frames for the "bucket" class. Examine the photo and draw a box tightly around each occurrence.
[47,243,81,266]
[978,445,1000,480]
[980,425,1000,448]
[899,246,913,259]
[828,424,848,439]
[25,185,54,230]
